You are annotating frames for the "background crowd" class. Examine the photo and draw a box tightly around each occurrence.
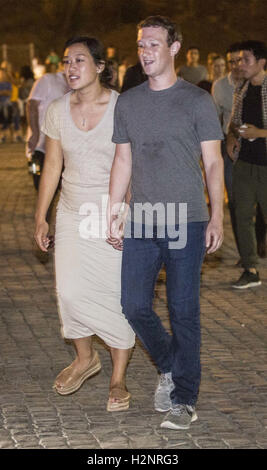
[0,43,232,144]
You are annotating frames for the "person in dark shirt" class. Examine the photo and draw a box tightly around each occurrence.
[227,40,267,288]
[239,83,266,165]
[121,61,147,92]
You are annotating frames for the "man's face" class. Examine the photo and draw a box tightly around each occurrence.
[240,50,266,80]
[137,26,179,78]
[226,51,242,80]
[186,49,199,65]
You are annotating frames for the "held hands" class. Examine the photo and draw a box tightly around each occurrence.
[34,221,54,252]
[106,213,125,251]
[206,219,224,254]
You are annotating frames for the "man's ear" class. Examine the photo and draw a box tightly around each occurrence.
[259,57,266,71]
[170,41,181,57]
[97,60,105,73]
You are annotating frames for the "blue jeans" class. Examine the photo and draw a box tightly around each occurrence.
[121,221,207,406]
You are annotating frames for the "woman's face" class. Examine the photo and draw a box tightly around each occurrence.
[212,58,226,79]
[63,43,100,90]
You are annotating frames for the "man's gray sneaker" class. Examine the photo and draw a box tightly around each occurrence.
[160,404,198,430]
[154,372,175,412]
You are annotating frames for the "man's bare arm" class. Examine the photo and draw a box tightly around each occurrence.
[201,140,224,254]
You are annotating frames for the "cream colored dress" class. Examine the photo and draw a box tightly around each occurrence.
[42,90,135,349]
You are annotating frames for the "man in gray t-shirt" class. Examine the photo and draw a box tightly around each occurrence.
[113,77,223,225]
[108,16,224,431]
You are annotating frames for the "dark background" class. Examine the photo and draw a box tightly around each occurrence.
[0,0,266,67]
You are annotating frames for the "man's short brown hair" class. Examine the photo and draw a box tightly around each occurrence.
[137,15,183,47]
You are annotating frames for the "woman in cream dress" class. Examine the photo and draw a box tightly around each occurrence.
[34,37,135,411]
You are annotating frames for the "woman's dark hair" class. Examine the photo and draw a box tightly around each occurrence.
[64,36,112,85]
[20,65,34,80]
[137,15,182,48]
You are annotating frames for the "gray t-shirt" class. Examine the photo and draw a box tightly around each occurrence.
[178,64,208,85]
[112,79,223,224]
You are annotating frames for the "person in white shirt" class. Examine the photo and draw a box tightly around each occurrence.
[32,57,46,80]
[212,44,242,135]
[26,68,69,190]
[212,43,243,253]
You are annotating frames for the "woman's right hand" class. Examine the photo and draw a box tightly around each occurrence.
[34,221,50,252]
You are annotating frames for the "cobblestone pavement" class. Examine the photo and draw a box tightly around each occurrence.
[0,142,267,450]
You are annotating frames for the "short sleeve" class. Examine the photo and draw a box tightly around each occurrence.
[41,101,60,140]
[194,92,224,142]
[112,96,130,144]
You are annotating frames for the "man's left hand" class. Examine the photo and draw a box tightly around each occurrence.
[206,219,224,254]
